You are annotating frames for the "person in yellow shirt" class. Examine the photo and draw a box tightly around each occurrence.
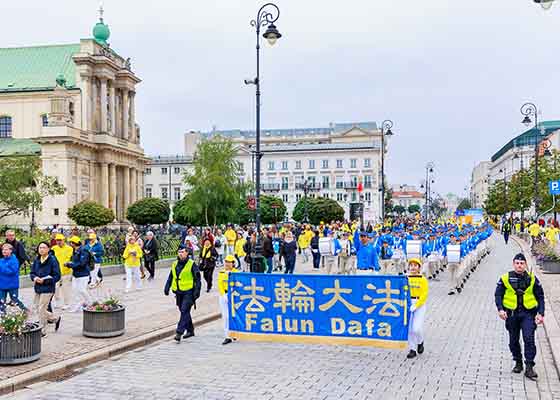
[224,225,237,256]
[123,236,143,292]
[545,225,559,247]
[234,232,247,271]
[406,258,429,359]
[52,234,73,309]
[297,225,313,263]
[218,255,239,345]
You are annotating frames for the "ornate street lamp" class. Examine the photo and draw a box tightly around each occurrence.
[379,120,394,222]
[534,0,555,10]
[520,102,540,218]
[246,3,282,268]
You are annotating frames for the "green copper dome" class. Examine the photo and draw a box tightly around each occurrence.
[93,21,110,46]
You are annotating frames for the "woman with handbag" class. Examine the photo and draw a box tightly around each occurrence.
[199,238,218,292]
[143,231,159,281]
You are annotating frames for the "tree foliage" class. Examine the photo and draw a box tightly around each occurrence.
[393,205,406,215]
[408,204,421,214]
[67,201,115,227]
[0,156,65,219]
[175,138,245,226]
[233,195,287,226]
[126,198,170,225]
[456,198,472,211]
[292,197,345,225]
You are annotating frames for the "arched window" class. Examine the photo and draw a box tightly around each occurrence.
[41,114,49,127]
[0,116,12,138]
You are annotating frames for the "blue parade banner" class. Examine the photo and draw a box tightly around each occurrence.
[228,273,410,349]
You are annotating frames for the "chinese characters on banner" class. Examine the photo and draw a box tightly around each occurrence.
[228,273,410,349]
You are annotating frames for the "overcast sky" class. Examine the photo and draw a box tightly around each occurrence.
[3,0,559,195]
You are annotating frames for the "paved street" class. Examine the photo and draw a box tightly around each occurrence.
[3,237,560,400]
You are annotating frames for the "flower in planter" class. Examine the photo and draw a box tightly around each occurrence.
[84,292,123,312]
[0,304,35,336]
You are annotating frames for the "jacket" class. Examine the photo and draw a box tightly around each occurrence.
[143,238,159,261]
[85,240,105,264]
[30,254,61,294]
[280,240,297,262]
[123,243,143,268]
[5,239,29,267]
[235,239,246,258]
[218,268,239,296]
[355,242,379,271]
[262,236,274,258]
[164,257,201,298]
[199,245,218,270]
[495,271,545,315]
[310,235,319,251]
[0,254,20,290]
[67,246,92,278]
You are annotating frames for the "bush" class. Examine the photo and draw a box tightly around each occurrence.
[126,198,170,225]
[67,201,115,228]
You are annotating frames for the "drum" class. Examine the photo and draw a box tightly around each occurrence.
[406,240,422,259]
[447,244,461,263]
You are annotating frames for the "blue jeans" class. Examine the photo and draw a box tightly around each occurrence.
[284,258,296,274]
[312,251,321,269]
[266,257,274,273]
[0,288,26,312]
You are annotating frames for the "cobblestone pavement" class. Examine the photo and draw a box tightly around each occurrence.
[4,238,560,400]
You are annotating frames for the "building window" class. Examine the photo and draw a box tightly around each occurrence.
[351,192,357,202]
[350,159,357,169]
[322,193,329,198]
[69,102,75,119]
[295,160,302,170]
[53,208,59,216]
[145,168,151,175]
[364,175,372,188]
[321,159,329,169]
[0,116,12,138]
[296,193,302,202]
[308,159,315,169]
[365,192,371,202]
[268,161,275,171]
[364,158,371,168]
[282,194,288,202]
[308,176,317,186]
[161,167,168,175]
[336,176,344,189]
[161,187,168,199]
[282,161,288,170]
[322,175,329,189]
[336,193,343,201]
[282,176,289,190]
[336,159,343,169]
[351,176,358,186]
[174,167,181,174]
[174,187,181,200]
[41,114,49,127]
[145,187,152,198]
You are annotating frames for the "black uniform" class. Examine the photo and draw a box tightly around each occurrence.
[494,271,545,366]
[164,258,201,336]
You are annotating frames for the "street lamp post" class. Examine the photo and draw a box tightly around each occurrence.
[380,120,394,223]
[247,3,282,264]
[499,168,507,216]
[298,180,320,223]
[520,102,540,218]
[533,0,555,9]
[422,162,434,221]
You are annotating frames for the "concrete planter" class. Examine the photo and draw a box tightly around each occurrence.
[0,323,41,365]
[83,307,125,338]
[542,260,560,274]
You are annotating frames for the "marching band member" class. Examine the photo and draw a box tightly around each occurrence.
[406,258,429,359]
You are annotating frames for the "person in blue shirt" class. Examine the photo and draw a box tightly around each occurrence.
[423,232,440,280]
[378,240,394,274]
[355,232,379,272]
[0,243,25,311]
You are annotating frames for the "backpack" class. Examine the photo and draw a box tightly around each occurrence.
[214,239,222,248]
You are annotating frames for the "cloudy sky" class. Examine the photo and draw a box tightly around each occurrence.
[3,0,559,195]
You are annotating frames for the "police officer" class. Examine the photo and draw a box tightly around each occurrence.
[494,253,545,380]
[164,245,201,342]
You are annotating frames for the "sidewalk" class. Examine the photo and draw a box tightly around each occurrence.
[1,254,318,394]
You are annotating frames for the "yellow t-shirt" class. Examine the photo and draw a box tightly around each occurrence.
[235,238,246,257]
[218,268,239,296]
[407,274,429,310]
[52,244,73,276]
[528,224,541,238]
[225,229,237,245]
[123,243,143,267]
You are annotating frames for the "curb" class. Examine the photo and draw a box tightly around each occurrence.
[511,235,560,379]
[0,312,221,396]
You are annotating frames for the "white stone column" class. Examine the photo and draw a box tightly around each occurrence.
[100,78,108,132]
[101,162,109,208]
[110,83,116,135]
[123,166,130,217]
[129,92,136,142]
[130,168,137,204]
[122,89,129,140]
[109,163,117,217]
[80,76,90,131]
[89,160,96,201]
[92,79,98,131]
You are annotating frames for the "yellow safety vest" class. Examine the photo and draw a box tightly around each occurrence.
[501,272,538,311]
[171,259,194,292]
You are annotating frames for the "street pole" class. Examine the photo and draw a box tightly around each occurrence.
[248,3,281,266]
[380,120,393,223]
[520,102,539,219]
[303,181,309,223]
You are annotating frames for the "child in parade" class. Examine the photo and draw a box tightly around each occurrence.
[218,255,239,345]
[406,258,429,359]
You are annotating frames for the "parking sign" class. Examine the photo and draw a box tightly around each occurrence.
[549,180,560,195]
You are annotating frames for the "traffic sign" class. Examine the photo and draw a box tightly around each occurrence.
[549,180,560,195]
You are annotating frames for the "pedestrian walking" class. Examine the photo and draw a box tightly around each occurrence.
[406,258,428,359]
[85,232,104,288]
[495,253,545,380]
[30,242,61,337]
[214,229,226,267]
[200,238,218,292]
[224,225,237,256]
[297,225,313,264]
[502,219,512,244]
[281,231,297,274]
[51,234,73,309]
[310,230,321,269]
[143,231,159,280]
[263,230,275,273]
[164,245,201,342]
[123,236,143,292]
[234,232,247,272]
[0,243,26,311]
[5,230,29,271]
[66,236,93,312]
[218,254,238,345]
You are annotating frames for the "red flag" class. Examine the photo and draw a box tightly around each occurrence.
[357,182,363,193]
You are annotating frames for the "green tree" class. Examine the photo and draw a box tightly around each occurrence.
[384,187,393,216]
[179,138,244,226]
[393,205,406,215]
[126,198,170,225]
[292,197,344,224]
[237,195,287,225]
[484,180,507,216]
[408,204,421,214]
[456,198,472,211]
[0,155,65,219]
[67,201,115,227]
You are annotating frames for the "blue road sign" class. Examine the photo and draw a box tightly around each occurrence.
[549,180,560,195]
